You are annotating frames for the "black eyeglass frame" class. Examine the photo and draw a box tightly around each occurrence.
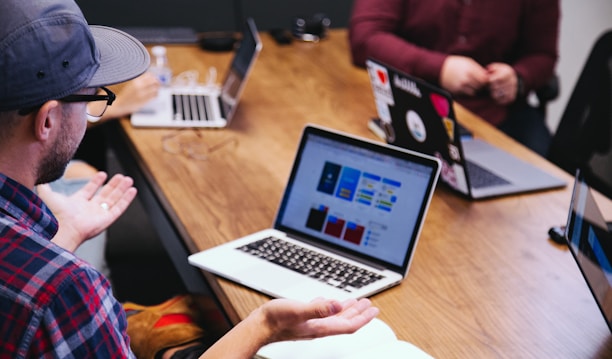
[17,86,116,121]
[60,86,116,121]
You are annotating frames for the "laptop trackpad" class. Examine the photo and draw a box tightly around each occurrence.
[462,138,564,188]
[232,259,353,301]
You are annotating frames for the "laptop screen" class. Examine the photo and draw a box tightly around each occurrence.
[220,17,262,120]
[566,171,612,332]
[274,125,440,273]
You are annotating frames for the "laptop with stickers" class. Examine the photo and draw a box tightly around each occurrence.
[130,18,262,128]
[366,58,565,199]
[189,125,441,301]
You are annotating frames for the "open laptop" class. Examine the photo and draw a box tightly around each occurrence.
[565,170,612,332]
[366,58,566,199]
[188,125,441,301]
[130,18,262,128]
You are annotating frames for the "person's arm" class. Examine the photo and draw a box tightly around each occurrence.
[88,72,160,127]
[348,0,448,83]
[198,298,379,358]
[510,0,560,93]
[38,172,137,252]
[486,0,559,105]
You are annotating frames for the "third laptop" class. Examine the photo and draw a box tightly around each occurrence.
[130,18,262,128]
[366,58,565,199]
[189,124,440,301]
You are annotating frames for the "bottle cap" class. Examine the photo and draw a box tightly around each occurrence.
[151,45,167,57]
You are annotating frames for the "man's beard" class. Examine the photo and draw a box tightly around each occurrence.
[36,146,74,185]
[35,108,83,185]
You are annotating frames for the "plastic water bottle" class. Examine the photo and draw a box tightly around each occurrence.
[150,46,172,86]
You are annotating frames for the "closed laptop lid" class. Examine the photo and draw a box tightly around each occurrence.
[366,58,470,195]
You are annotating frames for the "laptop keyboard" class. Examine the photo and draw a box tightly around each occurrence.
[465,160,511,189]
[237,236,385,293]
[172,94,215,122]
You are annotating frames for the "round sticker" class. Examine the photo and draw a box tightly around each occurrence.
[406,110,426,143]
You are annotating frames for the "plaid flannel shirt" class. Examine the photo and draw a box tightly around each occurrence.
[0,173,134,358]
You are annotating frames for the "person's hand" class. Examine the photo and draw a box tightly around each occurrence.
[256,297,379,344]
[196,297,378,358]
[486,62,518,105]
[440,55,488,96]
[97,72,161,121]
[37,172,137,252]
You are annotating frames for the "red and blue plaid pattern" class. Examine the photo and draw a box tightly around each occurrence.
[0,174,134,358]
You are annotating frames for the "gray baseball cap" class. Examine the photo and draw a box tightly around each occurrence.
[0,0,150,111]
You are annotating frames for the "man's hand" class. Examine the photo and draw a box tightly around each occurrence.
[38,172,137,252]
[486,62,518,105]
[195,297,378,359]
[440,55,489,96]
[257,297,379,344]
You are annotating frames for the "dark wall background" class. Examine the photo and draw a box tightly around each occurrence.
[76,0,354,32]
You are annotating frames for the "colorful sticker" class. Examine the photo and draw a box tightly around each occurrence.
[375,99,392,124]
[436,152,468,195]
[448,143,461,162]
[442,117,455,142]
[430,92,450,117]
[367,62,394,106]
[406,110,426,143]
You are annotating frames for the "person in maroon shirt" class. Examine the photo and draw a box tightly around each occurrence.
[349,0,560,156]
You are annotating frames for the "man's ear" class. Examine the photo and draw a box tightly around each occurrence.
[32,101,60,141]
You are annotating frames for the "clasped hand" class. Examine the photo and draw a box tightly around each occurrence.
[441,55,518,105]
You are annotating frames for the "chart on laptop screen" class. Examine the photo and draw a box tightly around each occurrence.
[278,134,435,267]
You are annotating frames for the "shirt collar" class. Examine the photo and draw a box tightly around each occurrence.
[0,173,59,240]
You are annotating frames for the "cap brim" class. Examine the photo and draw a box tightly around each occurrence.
[88,26,150,88]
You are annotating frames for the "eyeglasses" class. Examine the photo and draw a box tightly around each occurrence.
[60,86,116,121]
[17,87,116,121]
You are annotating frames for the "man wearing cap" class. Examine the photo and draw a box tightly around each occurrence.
[0,0,378,358]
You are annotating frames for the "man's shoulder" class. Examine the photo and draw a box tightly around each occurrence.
[0,227,104,308]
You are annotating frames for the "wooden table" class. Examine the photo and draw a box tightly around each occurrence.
[110,29,612,358]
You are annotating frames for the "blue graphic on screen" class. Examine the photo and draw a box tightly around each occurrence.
[316,162,341,195]
[315,162,402,213]
[335,167,361,201]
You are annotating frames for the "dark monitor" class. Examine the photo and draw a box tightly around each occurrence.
[75,0,353,33]
[76,0,239,32]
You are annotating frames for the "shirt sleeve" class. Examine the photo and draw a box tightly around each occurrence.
[34,266,135,358]
[512,0,560,93]
[348,0,448,83]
